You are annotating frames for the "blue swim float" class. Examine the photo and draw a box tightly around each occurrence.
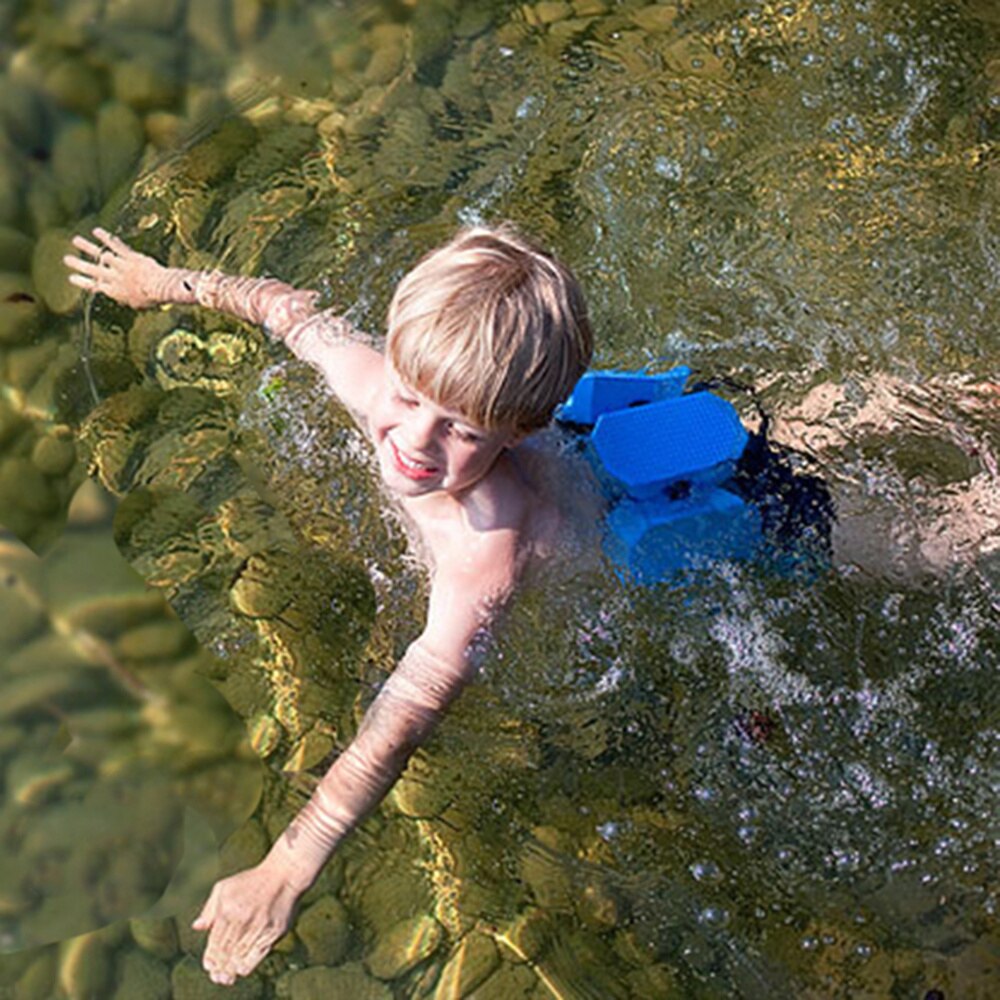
[556,367,766,583]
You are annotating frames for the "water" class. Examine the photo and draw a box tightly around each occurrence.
[0,0,998,996]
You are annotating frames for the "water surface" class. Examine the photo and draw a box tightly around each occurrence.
[0,0,997,997]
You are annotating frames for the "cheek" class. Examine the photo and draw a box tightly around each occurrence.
[456,442,502,475]
[372,396,402,432]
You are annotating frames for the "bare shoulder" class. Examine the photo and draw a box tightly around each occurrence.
[287,310,386,420]
[509,429,606,562]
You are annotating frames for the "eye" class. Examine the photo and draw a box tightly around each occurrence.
[451,424,483,444]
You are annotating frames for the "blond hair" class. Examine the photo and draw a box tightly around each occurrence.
[386,224,592,434]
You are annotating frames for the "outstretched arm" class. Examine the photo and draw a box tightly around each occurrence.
[191,554,514,986]
[65,227,317,330]
[65,228,383,419]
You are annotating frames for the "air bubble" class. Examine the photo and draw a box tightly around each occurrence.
[698,906,730,927]
[690,860,723,883]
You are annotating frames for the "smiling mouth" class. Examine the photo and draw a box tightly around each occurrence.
[388,438,438,480]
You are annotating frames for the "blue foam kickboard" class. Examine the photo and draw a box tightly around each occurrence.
[605,488,762,583]
[556,366,691,425]
[591,392,749,497]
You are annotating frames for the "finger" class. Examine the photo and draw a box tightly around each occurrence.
[191,890,219,930]
[71,235,103,258]
[231,922,279,967]
[232,942,270,978]
[68,274,96,290]
[93,227,131,255]
[202,917,246,970]
[63,255,106,278]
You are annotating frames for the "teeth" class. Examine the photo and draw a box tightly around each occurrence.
[393,442,431,471]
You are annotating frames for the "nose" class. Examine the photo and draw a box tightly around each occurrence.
[400,407,440,454]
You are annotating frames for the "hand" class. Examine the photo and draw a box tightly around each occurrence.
[191,859,303,985]
[64,227,170,309]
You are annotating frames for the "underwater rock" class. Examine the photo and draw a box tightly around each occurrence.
[61,591,164,637]
[5,339,59,393]
[534,926,630,1000]
[278,963,391,1000]
[0,272,41,345]
[57,932,113,1000]
[391,757,453,819]
[282,727,334,773]
[0,582,47,654]
[295,894,351,966]
[575,877,623,932]
[26,168,71,235]
[631,3,679,32]
[0,396,26,449]
[0,161,23,228]
[432,931,500,999]
[66,479,114,527]
[11,951,57,1000]
[182,117,258,186]
[42,57,107,117]
[219,818,269,875]
[0,80,52,155]
[625,963,680,999]
[464,961,537,1000]
[125,308,179,372]
[0,952,35,989]
[141,697,244,762]
[364,25,406,87]
[30,228,80,314]
[365,914,444,980]
[455,1,496,39]
[572,0,607,15]
[68,707,142,741]
[530,2,572,26]
[232,0,268,46]
[112,948,171,1000]
[518,827,576,911]
[154,326,258,394]
[20,891,97,947]
[171,955,264,999]
[116,618,193,661]
[96,101,146,198]
[127,916,178,962]
[6,753,76,806]
[495,907,555,964]
[0,722,26,754]
[30,433,76,477]
[0,457,58,515]
[111,59,181,113]
[186,0,235,57]
[144,109,184,150]
[104,0,184,33]
[0,225,34,273]
[229,555,289,619]
[409,1,455,75]
[239,707,279,757]
[440,51,483,110]
[51,122,102,216]
[355,860,434,936]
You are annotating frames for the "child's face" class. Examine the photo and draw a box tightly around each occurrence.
[371,368,518,499]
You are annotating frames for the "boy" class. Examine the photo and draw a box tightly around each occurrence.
[65,223,593,985]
